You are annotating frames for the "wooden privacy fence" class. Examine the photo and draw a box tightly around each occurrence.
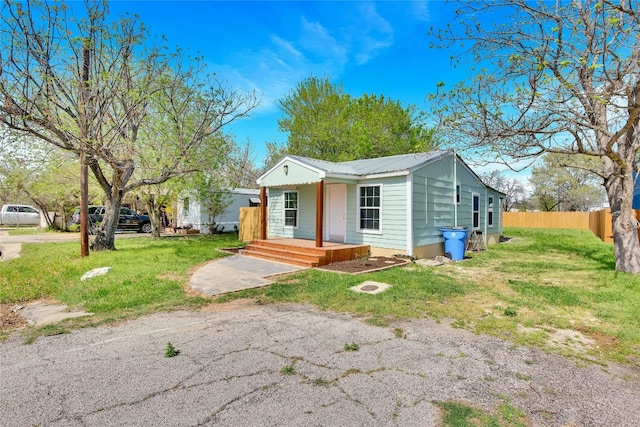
[239,207,262,242]
[503,209,640,244]
[504,211,591,230]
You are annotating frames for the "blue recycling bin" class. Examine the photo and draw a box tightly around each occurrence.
[440,227,469,260]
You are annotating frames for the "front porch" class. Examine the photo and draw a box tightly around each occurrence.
[242,238,370,268]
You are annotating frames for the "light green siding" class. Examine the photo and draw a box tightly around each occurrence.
[267,186,316,239]
[344,176,407,251]
[455,163,486,230]
[411,155,494,250]
[260,160,321,187]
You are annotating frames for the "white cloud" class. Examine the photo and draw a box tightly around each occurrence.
[348,2,394,65]
[411,1,432,22]
[299,18,348,66]
[207,3,396,114]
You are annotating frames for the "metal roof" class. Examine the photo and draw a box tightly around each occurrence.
[287,150,452,177]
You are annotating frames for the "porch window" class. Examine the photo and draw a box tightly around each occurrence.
[488,197,494,227]
[358,185,381,232]
[284,191,298,227]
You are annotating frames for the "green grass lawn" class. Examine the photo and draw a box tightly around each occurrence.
[2,228,639,365]
[219,228,640,365]
[0,234,242,339]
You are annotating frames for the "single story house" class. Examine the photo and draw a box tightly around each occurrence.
[255,150,504,259]
[178,188,260,233]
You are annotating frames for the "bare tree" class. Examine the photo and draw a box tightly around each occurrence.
[528,154,605,212]
[226,140,261,189]
[0,0,258,250]
[479,170,526,212]
[430,0,640,273]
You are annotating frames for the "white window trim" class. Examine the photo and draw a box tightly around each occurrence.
[472,192,480,229]
[356,183,383,234]
[283,190,299,229]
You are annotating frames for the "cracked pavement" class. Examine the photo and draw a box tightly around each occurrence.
[1,302,639,426]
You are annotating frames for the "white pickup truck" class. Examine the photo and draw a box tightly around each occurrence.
[0,204,41,226]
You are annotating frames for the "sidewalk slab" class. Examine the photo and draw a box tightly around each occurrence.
[190,254,304,297]
[21,302,94,326]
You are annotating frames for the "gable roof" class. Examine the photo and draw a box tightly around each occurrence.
[258,150,455,186]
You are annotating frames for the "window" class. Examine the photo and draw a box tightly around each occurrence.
[488,197,494,227]
[358,185,381,231]
[473,193,480,229]
[182,197,189,213]
[284,191,298,227]
[456,184,461,204]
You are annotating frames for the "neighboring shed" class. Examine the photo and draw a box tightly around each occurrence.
[178,188,260,233]
[255,150,504,259]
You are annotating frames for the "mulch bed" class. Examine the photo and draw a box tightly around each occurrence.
[317,256,410,274]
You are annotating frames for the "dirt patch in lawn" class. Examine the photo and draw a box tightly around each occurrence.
[0,303,28,331]
[317,256,409,274]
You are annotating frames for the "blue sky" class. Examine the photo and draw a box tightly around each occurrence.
[108,1,464,165]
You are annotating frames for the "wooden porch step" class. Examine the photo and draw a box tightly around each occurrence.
[249,239,328,256]
[243,244,326,265]
[240,248,319,268]
[241,239,370,267]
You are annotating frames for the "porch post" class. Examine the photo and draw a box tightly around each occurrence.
[260,186,267,240]
[316,180,324,248]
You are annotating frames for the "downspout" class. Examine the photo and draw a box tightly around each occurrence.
[453,151,458,227]
[406,173,413,257]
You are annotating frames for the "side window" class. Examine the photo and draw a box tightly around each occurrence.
[456,184,461,204]
[473,193,480,229]
[283,191,298,227]
[488,197,494,227]
[8,206,18,212]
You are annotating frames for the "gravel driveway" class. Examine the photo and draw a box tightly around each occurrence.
[1,302,639,426]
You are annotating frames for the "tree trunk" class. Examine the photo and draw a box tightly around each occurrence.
[605,166,640,273]
[144,198,163,238]
[92,198,122,251]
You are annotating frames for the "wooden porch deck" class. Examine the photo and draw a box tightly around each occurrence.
[241,238,370,268]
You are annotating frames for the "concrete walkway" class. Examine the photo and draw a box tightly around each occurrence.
[190,254,305,297]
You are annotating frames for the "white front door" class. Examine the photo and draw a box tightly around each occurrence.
[326,184,347,242]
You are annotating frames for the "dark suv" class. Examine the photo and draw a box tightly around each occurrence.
[70,206,152,233]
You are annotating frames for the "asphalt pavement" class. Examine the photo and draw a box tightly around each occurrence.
[2,231,640,426]
[2,303,640,427]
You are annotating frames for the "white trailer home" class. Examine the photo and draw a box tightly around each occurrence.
[177,188,260,233]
